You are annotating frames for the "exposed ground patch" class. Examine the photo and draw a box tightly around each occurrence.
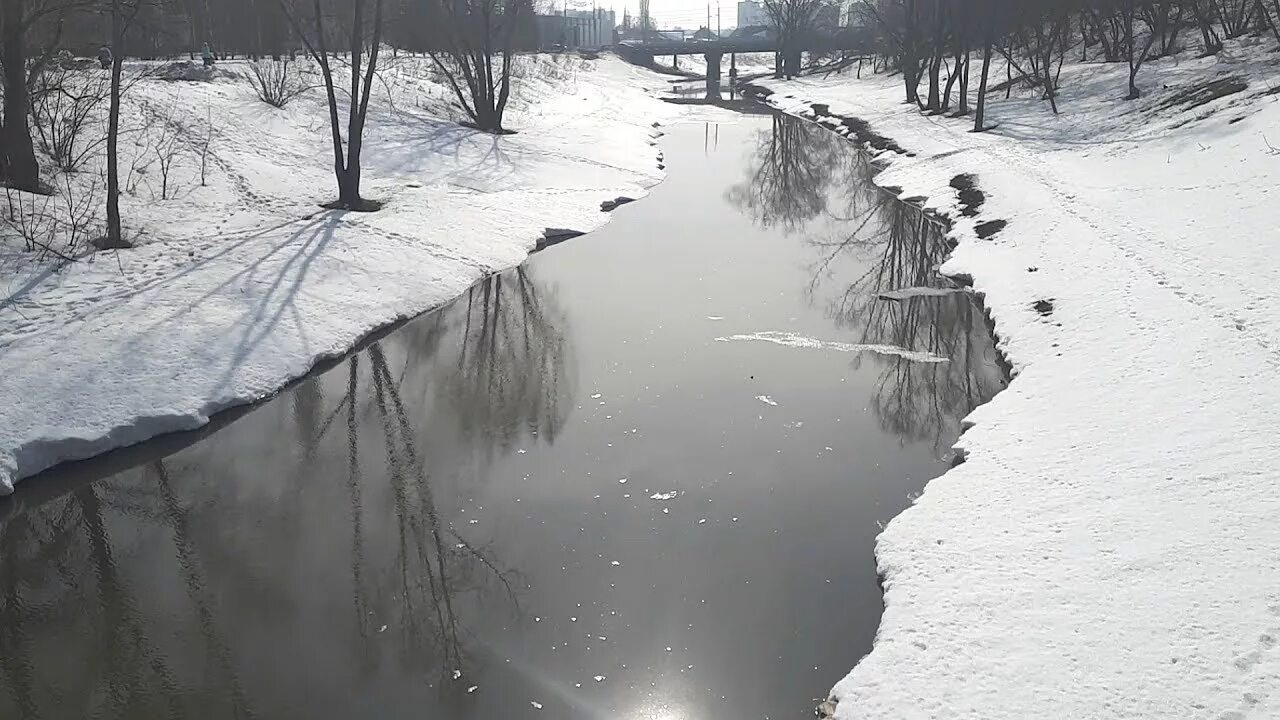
[951,173,985,217]
[1154,75,1248,113]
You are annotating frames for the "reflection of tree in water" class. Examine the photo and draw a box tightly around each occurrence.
[0,264,572,717]
[0,474,254,718]
[727,114,846,231]
[443,267,573,456]
[832,200,1007,453]
[729,111,1006,452]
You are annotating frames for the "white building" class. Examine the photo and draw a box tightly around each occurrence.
[538,8,616,49]
[566,8,617,48]
[736,0,768,29]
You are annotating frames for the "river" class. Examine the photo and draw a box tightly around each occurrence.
[0,101,1005,720]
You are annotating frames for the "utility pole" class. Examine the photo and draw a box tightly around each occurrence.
[706,2,711,32]
[717,1,721,36]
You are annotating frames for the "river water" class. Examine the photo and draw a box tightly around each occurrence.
[0,106,1005,720]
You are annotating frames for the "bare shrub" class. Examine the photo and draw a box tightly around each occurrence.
[246,58,314,108]
[29,64,110,174]
[126,97,188,200]
[153,119,182,200]
[3,176,103,261]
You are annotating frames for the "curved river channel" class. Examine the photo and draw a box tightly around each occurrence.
[0,97,1006,720]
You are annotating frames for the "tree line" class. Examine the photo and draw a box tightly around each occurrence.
[2,0,539,249]
[852,0,1280,130]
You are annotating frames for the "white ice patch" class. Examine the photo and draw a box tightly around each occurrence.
[650,491,679,500]
[755,395,779,406]
[877,286,967,301]
[717,331,949,363]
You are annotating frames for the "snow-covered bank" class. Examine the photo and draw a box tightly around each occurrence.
[0,55,684,493]
[755,42,1280,719]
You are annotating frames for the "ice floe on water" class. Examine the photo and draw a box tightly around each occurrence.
[716,331,949,363]
[876,286,967,301]
[755,395,779,406]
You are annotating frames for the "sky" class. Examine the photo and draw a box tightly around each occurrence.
[561,0,751,31]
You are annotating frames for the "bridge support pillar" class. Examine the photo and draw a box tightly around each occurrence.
[704,51,722,95]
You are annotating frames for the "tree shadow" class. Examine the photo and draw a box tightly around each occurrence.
[0,261,574,717]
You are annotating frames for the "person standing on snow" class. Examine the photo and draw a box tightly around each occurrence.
[97,45,112,70]
[201,43,215,68]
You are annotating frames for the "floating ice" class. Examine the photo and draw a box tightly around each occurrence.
[651,491,679,500]
[877,286,967,301]
[756,395,778,406]
[716,331,949,363]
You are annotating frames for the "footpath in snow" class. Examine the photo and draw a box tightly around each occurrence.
[0,55,687,493]
[755,42,1280,719]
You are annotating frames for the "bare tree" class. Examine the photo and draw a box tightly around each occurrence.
[1120,0,1162,99]
[1,0,81,192]
[764,0,829,78]
[281,0,385,209]
[427,0,533,133]
[246,57,314,107]
[29,60,110,173]
[101,0,148,248]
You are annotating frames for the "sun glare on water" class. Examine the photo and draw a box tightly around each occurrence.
[626,700,695,720]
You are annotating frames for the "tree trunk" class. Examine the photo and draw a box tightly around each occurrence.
[1125,3,1139,99]
[784,46,801,78]
[926,52,941,111]
[974,39,992,132]
[1,0,42,193]
[106,0,125,245]
[943,52,962,112]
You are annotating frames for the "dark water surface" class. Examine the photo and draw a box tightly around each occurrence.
[0,111,1005,720]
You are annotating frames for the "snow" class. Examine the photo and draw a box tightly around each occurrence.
[0,54,692,493]
[755,38,1280,720]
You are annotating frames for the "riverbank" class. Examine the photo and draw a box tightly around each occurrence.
[753,41,1280,719]
[0,107,1006,720]
[0,55,683,493]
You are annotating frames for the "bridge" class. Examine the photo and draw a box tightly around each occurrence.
[617,31,868,93]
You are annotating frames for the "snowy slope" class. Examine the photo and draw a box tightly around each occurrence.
[756,40,1280,720]
[0,55,687,492]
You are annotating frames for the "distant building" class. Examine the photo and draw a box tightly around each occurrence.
[691,26,717,40]
[737,0,769,29]
[537,8,617,50]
